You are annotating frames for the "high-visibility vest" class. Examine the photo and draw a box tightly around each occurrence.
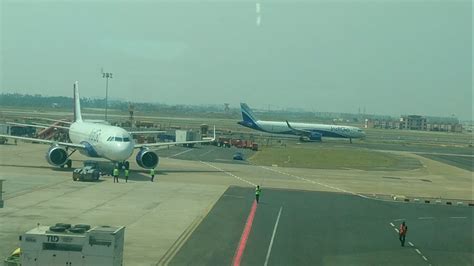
[255,187,261,195]
[124,170,129,176]
[399,224,407,235]
[113,168,119,176]
[150,169,155,175]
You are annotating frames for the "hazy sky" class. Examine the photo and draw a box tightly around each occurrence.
[1,0,472,120]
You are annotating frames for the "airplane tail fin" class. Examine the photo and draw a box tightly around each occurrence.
[240,103,258,124]
[73,81,83,122]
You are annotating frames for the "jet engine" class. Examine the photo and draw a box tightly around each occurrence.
[136,148,159,169]
[45,145,69,166]
[309,132,322,141]
[300,132,322,142]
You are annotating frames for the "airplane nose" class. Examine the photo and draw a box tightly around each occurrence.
[113,142,134,161]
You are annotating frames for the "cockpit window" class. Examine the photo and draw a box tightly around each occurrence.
[114,137,123,142]
[107,136,113,141]
[123,137,130,142]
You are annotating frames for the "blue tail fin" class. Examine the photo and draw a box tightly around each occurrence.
[241,103,258,123]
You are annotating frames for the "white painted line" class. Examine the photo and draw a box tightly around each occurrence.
[415,249,421,255]
[394,228,399,233]
[418,217,434,220]
[389,222,395,227]
[223,194,245,199]
[394,218,405,222]
[449,216,467,219]
[422,256,428,261]
[169,148,194,158]
[256,3,261,13]
[264,206,283,266]
[200,161,256,186]
[408,242,414,247]
[199,149,214,157]
[260,166,371,200]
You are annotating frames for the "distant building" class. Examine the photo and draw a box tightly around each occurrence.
[400,115,427,130]
[365,115,463,132]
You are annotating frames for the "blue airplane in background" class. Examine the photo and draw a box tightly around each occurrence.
[238,103,366,143]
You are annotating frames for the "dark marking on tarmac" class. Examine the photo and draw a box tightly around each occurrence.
[170,187,473,266]
[419,154,474,172]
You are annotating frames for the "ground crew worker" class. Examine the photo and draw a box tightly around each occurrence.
[124,169,129,183]
[113,167,119,183]
[399,221,408,246]
[255,185,262,203]
[150,168,155,182]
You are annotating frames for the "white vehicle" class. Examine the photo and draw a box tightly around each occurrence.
[0,82,215,170]
[19,224,125,266]
[238,103,365,142]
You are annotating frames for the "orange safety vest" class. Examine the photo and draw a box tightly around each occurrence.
[399,224,407,235]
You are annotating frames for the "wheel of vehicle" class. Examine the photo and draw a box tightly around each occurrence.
[93,171,100,181]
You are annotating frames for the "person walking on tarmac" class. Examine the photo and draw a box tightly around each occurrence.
[399,221,408,246]
[124,169,129,183]
[150,168,155,182]
[255,185,262,203]
[113,167,119,183]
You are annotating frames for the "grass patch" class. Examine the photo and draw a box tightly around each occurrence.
[249,146,408,171]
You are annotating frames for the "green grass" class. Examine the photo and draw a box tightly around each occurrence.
[249,146,407,171]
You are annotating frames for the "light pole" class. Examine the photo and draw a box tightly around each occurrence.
[102,72,113,121]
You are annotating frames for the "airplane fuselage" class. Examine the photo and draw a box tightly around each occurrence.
[238,120,365,139]
[69,121,134,162]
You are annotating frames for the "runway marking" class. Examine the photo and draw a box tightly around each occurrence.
[394,218,405,221]
[394,228,399,233]
[422,256,428,261]
[169,148,194,158]
[264,206,283,266]
[200,161,256,186]
[415,249,422,255]
[408,242,414,247]
[223,194,246,199]
[199,149,214,157]
[260,166,371,199]
[418,217,434,220]
[232,201,258,266]
[449,216,467,219]
[389,222,395,227]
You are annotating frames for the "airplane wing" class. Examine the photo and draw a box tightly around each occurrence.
[128,130,166,134]
[134,126,216,149]
[134,139,214,149]
[7,122,69,130]
[285,120,312,136]
[0,134,85,149]
[23,117,72,124]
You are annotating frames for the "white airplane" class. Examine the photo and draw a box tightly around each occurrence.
[238,103,365,143]
[0,82,215,169]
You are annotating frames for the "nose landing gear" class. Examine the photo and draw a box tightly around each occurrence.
[116,161,130,170]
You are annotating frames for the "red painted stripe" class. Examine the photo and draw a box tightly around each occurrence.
[232,201,258,266]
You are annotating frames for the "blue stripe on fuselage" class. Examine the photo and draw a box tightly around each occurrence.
[80,141,100,157]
